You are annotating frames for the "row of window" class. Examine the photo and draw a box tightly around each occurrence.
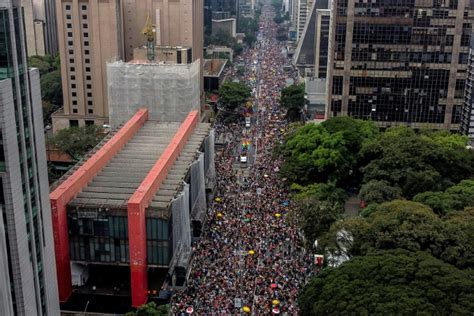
[64,2,94,115]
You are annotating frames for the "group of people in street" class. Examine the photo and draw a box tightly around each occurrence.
[172,2,313,314]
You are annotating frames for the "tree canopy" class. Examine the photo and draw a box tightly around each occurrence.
[319,200,474,270]
[360,127,474,199]
[299,249,474,315]
[413,179,474,215]
[49,125,105,161]
[291,182,347,245]
[277,117,379,187]
[280,84,304,110]
[125,302,169,316]
[218,81,251,110]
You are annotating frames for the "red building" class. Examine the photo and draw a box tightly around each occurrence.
[49,109,215,309]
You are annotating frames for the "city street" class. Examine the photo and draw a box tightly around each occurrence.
[172,1,314,314]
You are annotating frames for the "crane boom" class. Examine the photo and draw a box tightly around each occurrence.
[141,12,156,62]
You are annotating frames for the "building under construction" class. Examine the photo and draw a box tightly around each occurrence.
[50,109,215,311]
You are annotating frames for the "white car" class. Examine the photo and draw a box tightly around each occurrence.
[245,117,251,128]
[240,155,248,163]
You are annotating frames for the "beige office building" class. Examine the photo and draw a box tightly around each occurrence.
[53,0,203,132]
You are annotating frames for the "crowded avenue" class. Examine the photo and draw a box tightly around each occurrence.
[172,1,314,314]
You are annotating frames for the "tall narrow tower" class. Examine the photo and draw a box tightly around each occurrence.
[0,0,60,315]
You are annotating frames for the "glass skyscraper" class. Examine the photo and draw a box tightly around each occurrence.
[327,0,474,130]
[0,0,59,315]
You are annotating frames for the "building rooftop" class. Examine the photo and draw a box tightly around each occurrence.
[203,58,227,77]
[68,120,210,209]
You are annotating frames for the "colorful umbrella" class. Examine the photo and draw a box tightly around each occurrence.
[243,306,251,313]
[248,250,255,255]
[217,213,223,218]
[270,283,277,289]
[272,307,280,314]
[274,213,281,218]
[272,299,280,306]
[186,306,194,314]
[215,197,222,202]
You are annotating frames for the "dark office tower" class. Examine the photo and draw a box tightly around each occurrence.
[0,0,60,315]
[461,33,474,144]
[204,0,238,34]
[327,0,474,130]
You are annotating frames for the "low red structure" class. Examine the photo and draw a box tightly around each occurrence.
[50,109,149,302]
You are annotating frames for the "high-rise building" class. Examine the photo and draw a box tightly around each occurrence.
[293,0,330,77]
[327,0,474,130]
[0,1,59,315]
[52,0,122,133]
[461,33,474,144]
[296,0,313,40]
[21,0,58,56]
[52,0,204,132]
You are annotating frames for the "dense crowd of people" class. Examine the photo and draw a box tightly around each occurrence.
[172,2,313,314]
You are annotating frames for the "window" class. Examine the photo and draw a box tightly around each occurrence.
[66,14,71,19]
[84,33,88,38]
[82,14,87,19]
[87,100,93,106]
[86,84,91,89]
[69,58,74,63]
[85,58,90,64]
[72,92,77,97]
[87,92,92,97]
[85,67,91,72]
[86,75,91,80]
[84,50,89,55]
[85,120,94,126]
[83,24,88,29]
[82,5,87,10]
[70,67,75,72]
[84,41,89,46]
[71,75,75,80]
[72,100,77,105]
[68,41,73,46]
[67,32,73,37]
[71,84,76,88]
[69,49,73,54]
[88,109,93,114]
[72,109,78,114]
[65,4,71,10]
[69,120,79,127]
[67,23,72,28]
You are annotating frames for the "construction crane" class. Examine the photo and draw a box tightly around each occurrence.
[141,12,156,62]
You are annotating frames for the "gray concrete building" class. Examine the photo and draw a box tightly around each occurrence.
[327,0,474,130]
[0,1,59,315]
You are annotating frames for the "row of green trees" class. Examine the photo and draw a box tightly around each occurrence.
[28,55,63,123]
[275,117,474,313]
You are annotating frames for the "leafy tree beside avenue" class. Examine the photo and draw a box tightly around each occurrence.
[299,249,474,315]
[360,127,474,199]
[280,84,304,121]
[218,81,251,111]
[414,179,474,215]
[319,200,474,270]
[126,302,169,316]
[48,125,104,161]
[291,183,346,245]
